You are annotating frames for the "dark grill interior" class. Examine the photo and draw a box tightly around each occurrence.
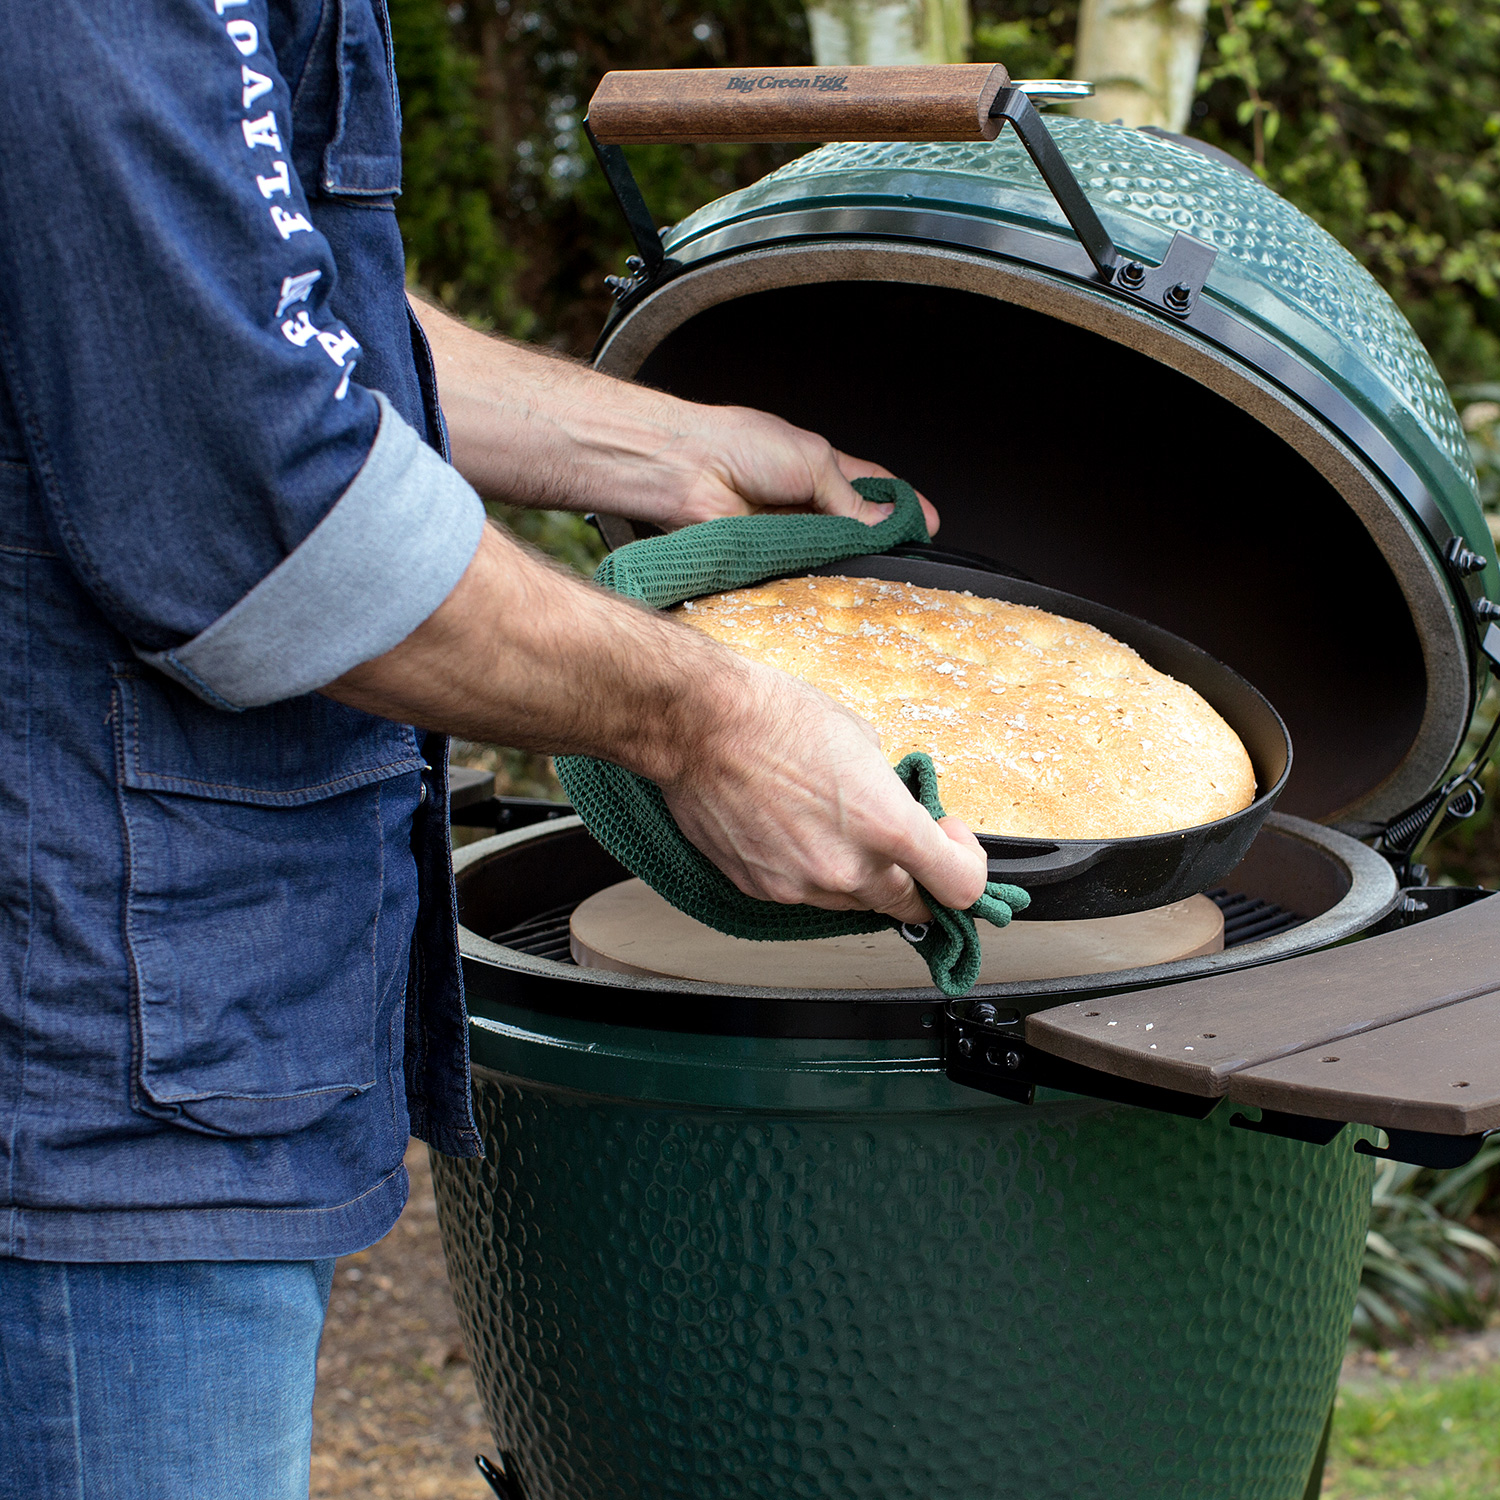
[489,889,1304,967]
[631,280,1431,825]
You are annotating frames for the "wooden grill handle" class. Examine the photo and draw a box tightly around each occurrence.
[587,64,1012,146]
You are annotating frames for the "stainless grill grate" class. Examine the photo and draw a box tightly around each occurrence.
[489,902,577,963]
[1207,889,1305,946]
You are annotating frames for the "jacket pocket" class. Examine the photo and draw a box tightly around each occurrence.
[315,0,403,197]
[113,668,423,1138]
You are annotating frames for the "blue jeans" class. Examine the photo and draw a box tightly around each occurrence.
[0,1257,335,1500]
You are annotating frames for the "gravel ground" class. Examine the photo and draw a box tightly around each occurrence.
[1342,1322,1500,1396]
[311,1140,494,1500]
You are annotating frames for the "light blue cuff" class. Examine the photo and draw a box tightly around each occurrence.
[139,393,486,710]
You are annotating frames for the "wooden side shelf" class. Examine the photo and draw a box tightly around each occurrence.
[1025,892,1500,1135]
[1228,994,1500,1135]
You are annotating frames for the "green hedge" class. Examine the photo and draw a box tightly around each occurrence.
[390,0,812,348]
[1197,0,1500,384]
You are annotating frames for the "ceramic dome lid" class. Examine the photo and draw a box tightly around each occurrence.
[592,112,1491,832]
[656,119,1485,594]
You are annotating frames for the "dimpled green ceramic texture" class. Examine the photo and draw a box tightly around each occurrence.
[663,117,1487,579]
[433,1053,1371,1500]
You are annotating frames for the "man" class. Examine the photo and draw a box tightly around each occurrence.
[0,2,986,1492]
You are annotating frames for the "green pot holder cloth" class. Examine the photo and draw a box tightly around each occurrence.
[554,478,1030,998]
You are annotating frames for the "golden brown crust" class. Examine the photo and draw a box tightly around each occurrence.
[673,575,1256,839]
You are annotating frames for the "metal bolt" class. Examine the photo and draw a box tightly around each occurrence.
[958,1036,973,1059]
[1446,536,1489,576]
[1005,1050,1022,1070]
[1117,261,1146,289]
[624,255,646,273]
[971,1001,999,1025]
[1164,282,1194,312]
[1475,598,1500,622]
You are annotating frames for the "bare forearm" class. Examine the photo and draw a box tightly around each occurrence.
[328,314,975,920]
[409,295,923,533]
[323,520,988,921]
[413,296,691,519]
[323,520,739,782]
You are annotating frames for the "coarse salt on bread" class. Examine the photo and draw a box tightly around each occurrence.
[673,575,1256,840]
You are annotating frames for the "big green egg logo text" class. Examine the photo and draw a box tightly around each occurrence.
[725,74,849,93]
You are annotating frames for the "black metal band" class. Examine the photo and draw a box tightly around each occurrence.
[583,120,673,300]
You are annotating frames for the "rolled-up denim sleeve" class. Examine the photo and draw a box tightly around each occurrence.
[0,0,484,708]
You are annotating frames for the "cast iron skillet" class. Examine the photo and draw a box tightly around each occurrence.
[803,550,1292,921]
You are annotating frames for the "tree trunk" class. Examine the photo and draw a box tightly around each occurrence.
[803,0,970,67]
[1071,0,1210,131]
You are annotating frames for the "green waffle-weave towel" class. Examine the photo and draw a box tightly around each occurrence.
[555,479,1030,997]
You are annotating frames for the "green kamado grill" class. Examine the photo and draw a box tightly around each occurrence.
[435,64,1500,1500]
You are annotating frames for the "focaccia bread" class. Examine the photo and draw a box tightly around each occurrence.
[673,575,1256,840]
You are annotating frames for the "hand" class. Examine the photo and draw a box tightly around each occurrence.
[658,403,942,536]
[660,661,987,923]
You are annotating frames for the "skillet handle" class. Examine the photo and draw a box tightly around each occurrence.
[982,840,1110,887]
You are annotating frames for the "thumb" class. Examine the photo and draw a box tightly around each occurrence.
[808,461,894,527]
[832,452,942,535]
[902,811,988,912]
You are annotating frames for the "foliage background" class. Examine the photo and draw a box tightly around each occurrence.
[392,0,1500,377]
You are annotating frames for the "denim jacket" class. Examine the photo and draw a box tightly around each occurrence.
[0,0,486,1261]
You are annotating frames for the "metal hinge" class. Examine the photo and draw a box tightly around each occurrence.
[987,87,1217,318]
[944,1000,1219,1119]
